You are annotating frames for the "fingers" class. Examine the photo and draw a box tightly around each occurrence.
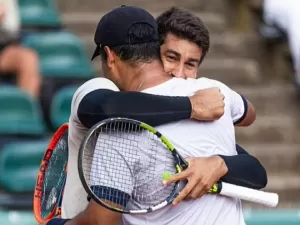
[172,180,197,205]
[163,170,189,185]
[184,157,192,164]
[216,88,225,100]
[186,182,208,200]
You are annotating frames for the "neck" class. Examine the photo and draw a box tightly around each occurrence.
[122,60,172,91]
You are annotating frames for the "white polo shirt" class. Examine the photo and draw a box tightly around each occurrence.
[62,77,246,225]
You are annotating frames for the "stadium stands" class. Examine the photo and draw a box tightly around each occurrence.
[0,210,35,225]
[0,85,46,136]
[0,140,49,209]
[0,0,89,219]
[50,86,77,129]
[22,31,94,129]
[0,140,48,193]
[22,31,95,79]
[18,0,62,30]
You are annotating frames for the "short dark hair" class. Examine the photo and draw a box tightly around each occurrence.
[156,7,210,64]
[100,23,161,65]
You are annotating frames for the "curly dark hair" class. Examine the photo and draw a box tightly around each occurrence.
[157,7,210,64]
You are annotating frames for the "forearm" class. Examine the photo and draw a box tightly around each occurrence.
[65,201,121,225]
[219,144,267,189]
[49,217,94,225]
[64,213,89,225]
[78,89,192,128]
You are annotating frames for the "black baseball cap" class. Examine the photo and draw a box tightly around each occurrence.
[91,5,159,60]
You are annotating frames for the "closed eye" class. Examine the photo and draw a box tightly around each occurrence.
[185,62,197,69]
[166,55,177,61]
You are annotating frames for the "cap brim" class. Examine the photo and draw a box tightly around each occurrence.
[91,45,101,61]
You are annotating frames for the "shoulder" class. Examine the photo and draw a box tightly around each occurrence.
[72,78,119,103]
[194,77,228,89]
[194,78,235,97]
[70,78,119,114]
[76,77,119,93]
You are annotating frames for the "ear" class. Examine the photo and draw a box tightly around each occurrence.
[104,46,115,68]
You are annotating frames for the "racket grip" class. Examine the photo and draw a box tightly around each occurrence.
[219,182,279,207]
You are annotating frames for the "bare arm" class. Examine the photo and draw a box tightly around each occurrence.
[65,200,122,225]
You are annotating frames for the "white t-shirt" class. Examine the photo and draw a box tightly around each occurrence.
[62,77,246,225]
[61,78,120,218]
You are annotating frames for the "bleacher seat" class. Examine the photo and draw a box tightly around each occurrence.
[23,32,94,129]
[0,210,35,225]
[18,0,62,30]
[0,85,46,136]
[50,86,77,130]
[0,140,48,193]
[244,209,300,225]
[22,31,95,79]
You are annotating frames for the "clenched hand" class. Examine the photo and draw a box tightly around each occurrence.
[189,88,225,121]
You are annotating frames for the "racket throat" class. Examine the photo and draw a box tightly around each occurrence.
[172,152,188,170]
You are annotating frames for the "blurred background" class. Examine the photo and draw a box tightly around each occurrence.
[0,0,299,224]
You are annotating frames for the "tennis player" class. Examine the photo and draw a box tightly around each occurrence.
[155,7,265,203]
[45,5,257,225]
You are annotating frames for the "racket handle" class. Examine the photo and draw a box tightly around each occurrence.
[219,182,279,207]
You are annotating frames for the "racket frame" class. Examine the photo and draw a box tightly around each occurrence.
[79,117,279,214]
[33,123,69,224]
[78,117,188,214]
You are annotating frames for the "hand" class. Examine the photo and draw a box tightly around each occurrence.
[189,88,225,121]
[163,156,228,205]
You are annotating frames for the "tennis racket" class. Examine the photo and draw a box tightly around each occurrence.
[33,123,69,224]
[78,118,278,214]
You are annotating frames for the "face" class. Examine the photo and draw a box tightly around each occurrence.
[160,33,203,79]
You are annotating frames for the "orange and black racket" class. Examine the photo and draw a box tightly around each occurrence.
[33,124,68,224]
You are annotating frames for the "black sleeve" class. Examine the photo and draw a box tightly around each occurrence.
[233,95,248,125]
[77,89,192,128]
[219,144,268,189]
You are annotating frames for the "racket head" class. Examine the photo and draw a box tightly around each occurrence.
[78,118,188,214]
[33,123,69,224]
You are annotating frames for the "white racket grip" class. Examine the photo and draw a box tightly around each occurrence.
[219,182,279,207]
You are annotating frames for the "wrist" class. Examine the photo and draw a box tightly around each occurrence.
[213,155,228,177]
[188,96,196,119]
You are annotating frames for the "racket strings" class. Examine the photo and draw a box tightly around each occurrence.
[82,121,177,211]
[41,132,68,218]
